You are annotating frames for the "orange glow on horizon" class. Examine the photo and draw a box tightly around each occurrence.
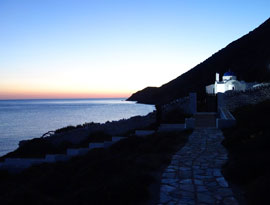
[0,78,135,100]
[0,91,130,100]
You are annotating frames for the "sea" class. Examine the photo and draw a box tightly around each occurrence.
[0,98,155,157]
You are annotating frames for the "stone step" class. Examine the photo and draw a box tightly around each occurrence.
[158,124,186,132]
[0,136,127,173]
[111,136,126,142]
[194,112,217,128]
[66,148,89,156]
[135,130,155,136]
[104,141,115,148]
[89,142,105,149]
[45,154,70,162]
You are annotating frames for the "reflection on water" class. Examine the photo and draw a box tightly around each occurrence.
[0,98,155,156]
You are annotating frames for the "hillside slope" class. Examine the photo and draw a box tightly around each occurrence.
[128,18,270,104]
[222,100,270,204]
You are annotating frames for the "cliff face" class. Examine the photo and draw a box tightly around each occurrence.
[128,18,270,105]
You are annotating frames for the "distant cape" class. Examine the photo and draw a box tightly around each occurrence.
[127,18,270,105]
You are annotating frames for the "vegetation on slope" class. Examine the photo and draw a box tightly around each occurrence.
[222,100,270,204]
[0,132,112,160]
[0,130,191,204]
[1,106,189,160]
[160,108,191,124]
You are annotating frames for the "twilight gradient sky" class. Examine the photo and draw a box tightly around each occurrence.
[0,0,269,99]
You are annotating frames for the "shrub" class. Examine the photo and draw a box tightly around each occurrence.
[222,100,270,204]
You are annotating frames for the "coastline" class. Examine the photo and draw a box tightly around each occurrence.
[0,98,155,157]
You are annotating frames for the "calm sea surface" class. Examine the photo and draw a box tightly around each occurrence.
[0,98,155,156]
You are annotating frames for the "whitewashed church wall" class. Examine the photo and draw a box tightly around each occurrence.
[216,83,226,93]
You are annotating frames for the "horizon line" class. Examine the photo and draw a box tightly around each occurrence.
[0,97,129,101]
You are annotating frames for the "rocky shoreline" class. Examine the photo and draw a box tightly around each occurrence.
[19,111,156,148]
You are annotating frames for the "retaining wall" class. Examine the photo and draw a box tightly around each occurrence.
[223,85,270,111]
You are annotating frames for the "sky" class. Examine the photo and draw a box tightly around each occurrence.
[0,0,269,99]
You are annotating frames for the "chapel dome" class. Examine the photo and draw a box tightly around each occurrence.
[223,71,236,76]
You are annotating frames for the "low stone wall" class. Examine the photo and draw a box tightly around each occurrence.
[158,124,186,132]
[224,85,270,111]
[36,112,156,146]
[161,93,196,115]
[45,154,69,162]
[161,96,190,114]
[135,130,155,136]
[0,137,126,172]
[216,108,236,129]
[67,148,89,156]
[185,118,195,129]
[89,142,104,149]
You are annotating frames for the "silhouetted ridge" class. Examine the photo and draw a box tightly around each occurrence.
[128,87,158,104]
[127,18,270,104]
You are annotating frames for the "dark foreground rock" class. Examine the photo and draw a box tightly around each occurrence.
[0,130,191,205]
[222,100,270,204]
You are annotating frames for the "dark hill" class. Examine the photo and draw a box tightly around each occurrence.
[127,18,270,105]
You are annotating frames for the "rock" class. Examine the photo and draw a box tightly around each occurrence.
[197,193,215,204]
[196,185,208,192]
[162,178,179,186]
[180,179,193,184]
[160,192,172,203]
[216,177,229,187]
[194,179,203,185]
[161,185,175,193]
[179,184,195,192]
[223,196,238,205]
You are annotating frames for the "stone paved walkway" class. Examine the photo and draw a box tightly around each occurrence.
[159,128,238,205]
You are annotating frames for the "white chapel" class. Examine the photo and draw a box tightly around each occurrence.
[206,71,247,95]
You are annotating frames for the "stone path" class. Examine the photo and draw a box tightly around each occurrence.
[159,128,238,205]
